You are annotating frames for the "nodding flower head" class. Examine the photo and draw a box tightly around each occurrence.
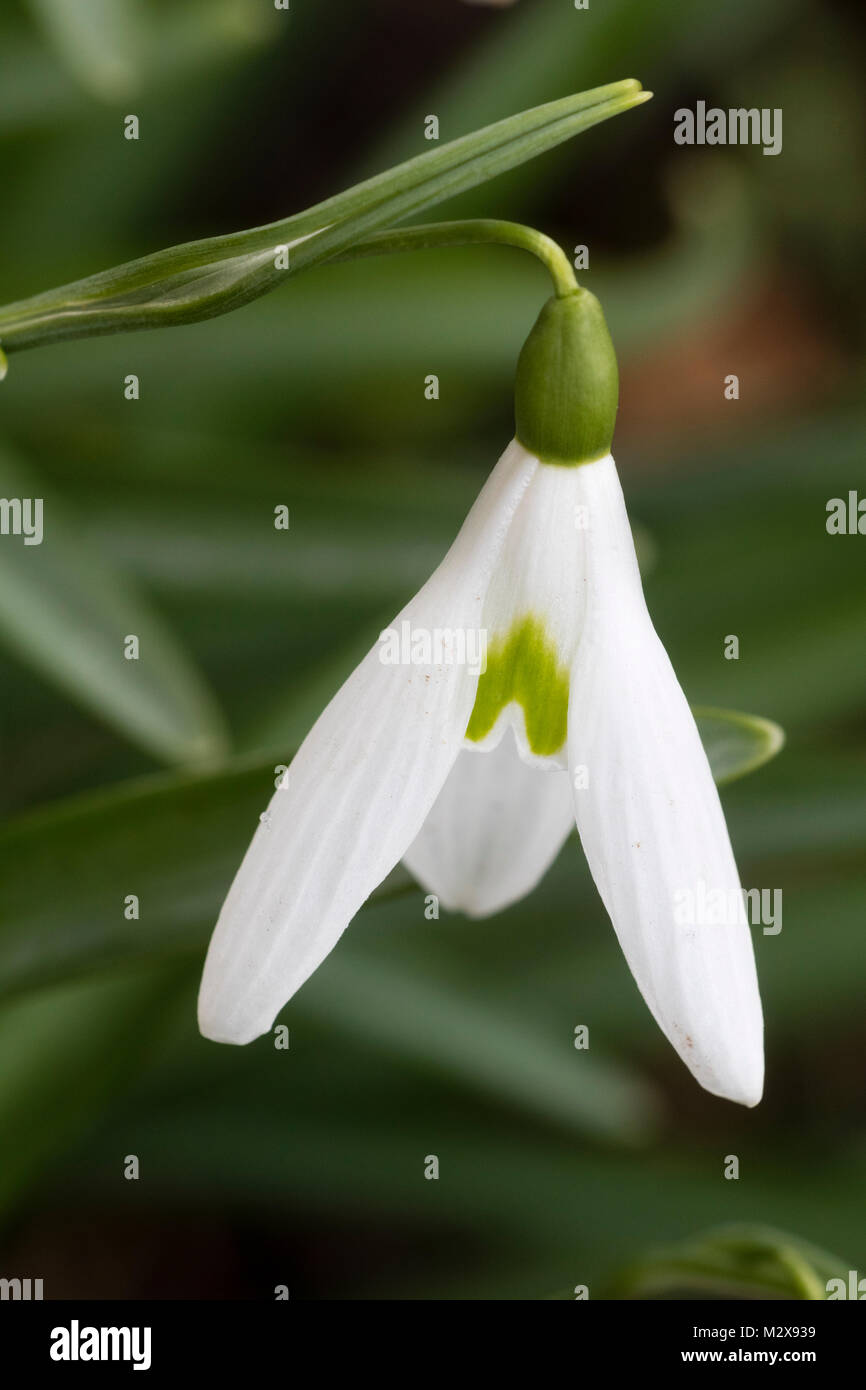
[198,287,764,1108]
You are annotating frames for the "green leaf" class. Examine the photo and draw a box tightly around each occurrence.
[600,1223,850,1300]
[694,706,785,785]
[0,963,185,1216]
[0,80,650,353]
[25,0,143,102]
[0,754,338,1001]
[305,952,659,1145]
[0,446,228,765]
[22,0,277,103]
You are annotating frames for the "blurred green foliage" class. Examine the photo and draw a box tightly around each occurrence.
[0,0,863,1298]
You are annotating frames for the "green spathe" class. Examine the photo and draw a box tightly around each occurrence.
[465,614,569,757]
[514,289,619,467]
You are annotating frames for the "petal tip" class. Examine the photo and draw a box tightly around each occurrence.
[197,991,272,1047]
[722,1077,764,1110]
[701,1051,764,1109]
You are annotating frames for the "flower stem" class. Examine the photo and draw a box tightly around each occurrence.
[336,220,578,297]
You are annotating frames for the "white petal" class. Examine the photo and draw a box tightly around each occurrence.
[465,458,586,768]
[199,440,537,1043]
[403,730,574,918]
[568,455,764,1106]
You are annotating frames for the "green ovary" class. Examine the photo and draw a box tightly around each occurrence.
[465,614,570,757]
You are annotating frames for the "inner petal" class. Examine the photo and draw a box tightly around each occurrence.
[465,612,570,759]
[462,461,587,767]
[403,727,575,918]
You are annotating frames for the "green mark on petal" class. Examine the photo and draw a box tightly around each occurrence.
[465,615,569,756]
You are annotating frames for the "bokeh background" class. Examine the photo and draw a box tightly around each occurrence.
[0,0,864,1299]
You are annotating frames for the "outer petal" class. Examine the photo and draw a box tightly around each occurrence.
[403,730,574,918]
[568,455,764,1106]
[199,440,537,1043]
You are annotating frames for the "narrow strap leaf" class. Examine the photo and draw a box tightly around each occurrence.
[0,81,650,353]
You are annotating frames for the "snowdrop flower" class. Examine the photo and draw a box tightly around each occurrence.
[199,288,763,1107]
